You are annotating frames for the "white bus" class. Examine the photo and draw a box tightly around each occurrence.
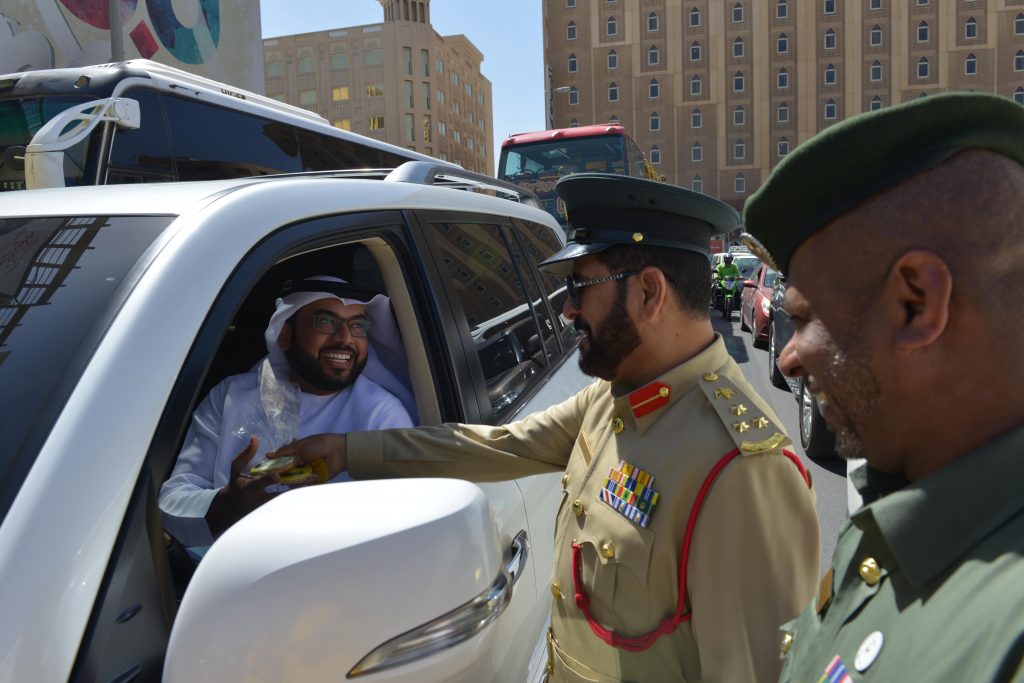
[0,59,449,191]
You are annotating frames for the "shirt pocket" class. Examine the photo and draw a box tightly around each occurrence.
[575,497,656,630]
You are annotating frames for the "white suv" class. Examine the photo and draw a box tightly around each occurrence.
[0,164,590,682]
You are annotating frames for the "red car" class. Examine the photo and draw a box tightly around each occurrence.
[740,263,779,348]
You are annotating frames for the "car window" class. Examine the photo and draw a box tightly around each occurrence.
[763,269,779,288]
[430,221,549,421]
[0,214,171,524]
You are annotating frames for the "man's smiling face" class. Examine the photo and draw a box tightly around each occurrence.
[279,298,370,395]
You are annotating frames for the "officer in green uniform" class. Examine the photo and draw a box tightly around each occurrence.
[742,92,1024,682]
[715,253,742,282]
[272,174,821,682]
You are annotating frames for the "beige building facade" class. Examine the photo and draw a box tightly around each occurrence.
[544,0,1024,208]
[263,0,493,174]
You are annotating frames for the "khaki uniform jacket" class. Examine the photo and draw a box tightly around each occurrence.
[348,336,820,682]
[778,424,1024,683]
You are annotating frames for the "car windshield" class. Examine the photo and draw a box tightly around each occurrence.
[734,257,761,279]
[0,214,170,523]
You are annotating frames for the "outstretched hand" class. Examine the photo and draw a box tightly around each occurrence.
[268,433,348,481]
[205,437,283,539]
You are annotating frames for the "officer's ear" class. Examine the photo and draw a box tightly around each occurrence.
[636,266,669,323]
[885,250,952,352]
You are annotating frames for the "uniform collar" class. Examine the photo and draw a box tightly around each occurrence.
[611,334,728,435]
[851,422,1024,587]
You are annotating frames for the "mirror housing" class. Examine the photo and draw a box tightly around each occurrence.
[165,479,508,682]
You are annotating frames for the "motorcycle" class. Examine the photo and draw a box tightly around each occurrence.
[715,276,740,319]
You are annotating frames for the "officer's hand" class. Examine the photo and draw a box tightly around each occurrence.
[205,437,282,539]
[268,434,347,480]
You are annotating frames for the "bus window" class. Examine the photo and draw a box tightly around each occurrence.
[0,96,97,191]
[106,88,174,184]
[296,128,408,171]
[161,94,303,180]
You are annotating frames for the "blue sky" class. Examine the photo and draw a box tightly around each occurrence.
[260,0,546,163]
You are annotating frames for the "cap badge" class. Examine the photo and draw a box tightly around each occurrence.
[599,460,659,528]
[632,232,645,243]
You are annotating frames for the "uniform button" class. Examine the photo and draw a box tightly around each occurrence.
[551,580,563,599]
[572,499,585,517]
[600,541,615,559]
[780,632,794,655]
[561,473,569,488]
[611,417,624,433]
[859,557,882,586]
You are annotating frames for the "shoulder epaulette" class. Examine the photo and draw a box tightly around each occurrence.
[697,371,792,455]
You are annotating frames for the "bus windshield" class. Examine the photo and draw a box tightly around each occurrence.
[0,96,95,191]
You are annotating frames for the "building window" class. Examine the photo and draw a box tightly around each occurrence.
[569,86,579,105]
[918,56,929,78]
[299,89,316,106]
[690,7,700,27]
[403,47,412,75]
[691,108,702,128]
[870,25,882,46]
[650,146,661,164]
[824,98,837,119]
[871,95,883,110]
[734,38,744,58]
[734,105,745,126]
[648,45,660,65]
[423,83,431,109]
[734,139,746,160]
[871,60,882,81]
[369,115,385,130]
[1016,14,1024,36]
[824,0,835,14]
[404,113,414,142]
[735,173,746,194]
[266,61,283,77]
[570,118,580,126]
[918,22,929,43]
[692,142,703,162]
[778,33,789,54]
[691,42,702,61]
[610,114,620,123]
[567,21,577,40]
[692,175,703,193]
[778,67,789,88]
[333,118,351,131]
[965,54,977,75]
[917,0,928,5]
[566,0,575,6]
[436,57,444,74]
[367,83,384,97]
[650,111,660,131]
[607,16,617,36]
[778,137,790,156]
[608,50,618,69]
[568,53,578,72]
[778,101,790,122]
[420,49,430,77]
[825,29,836,50]
[332,86,349,101]
[691,75,702,96]
[965,17,977,39]
[649,78,660,98]
[648,12,659,32]
[732,3,743,22]
[777,0,788,19]
[1015,87,1024,105]
[870,0,881,8]
[608,82,619,102]
[825,64,837,85]
[1016,50,1024,71]
[734,71,745,92]
[404,80,414,108]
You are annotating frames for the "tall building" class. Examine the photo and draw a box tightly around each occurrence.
[544,0,1024,208]
[263,0,493,174]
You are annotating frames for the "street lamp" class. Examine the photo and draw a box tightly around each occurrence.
[549,86,571,129]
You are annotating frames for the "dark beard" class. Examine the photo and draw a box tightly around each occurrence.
[576,282,641,381]
[286,342,367,393]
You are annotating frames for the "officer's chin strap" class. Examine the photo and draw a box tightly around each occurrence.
[570,448,811,652]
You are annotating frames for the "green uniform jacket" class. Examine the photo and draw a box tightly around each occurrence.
[715,263,742,281]
[348,336,820,682]
[778,424,1024,683]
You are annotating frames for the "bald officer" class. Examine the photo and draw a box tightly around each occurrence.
[742,92,1024,682]
[273,174,820,682]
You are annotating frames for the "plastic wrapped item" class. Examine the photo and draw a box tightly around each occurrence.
[231,358,301,468]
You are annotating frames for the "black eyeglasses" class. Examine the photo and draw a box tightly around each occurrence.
[564,270,642,308]
[309,313,371,338]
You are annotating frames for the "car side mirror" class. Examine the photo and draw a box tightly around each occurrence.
[165,479,512,682]
[743,279,756,288]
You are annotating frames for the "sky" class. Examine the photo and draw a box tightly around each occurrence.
[259,0,547,163]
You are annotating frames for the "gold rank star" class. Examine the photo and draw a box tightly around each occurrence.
[730,404,748,416]
[715,387,736,400]
[752,416,770,429]
[733,421,751,433]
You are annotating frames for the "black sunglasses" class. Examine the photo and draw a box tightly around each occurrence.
[564,270,642,308]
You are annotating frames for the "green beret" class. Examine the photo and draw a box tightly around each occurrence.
[742,92,1024,273]
[540,173,739,276]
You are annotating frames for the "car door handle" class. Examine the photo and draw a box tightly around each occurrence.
[505,529,529,588]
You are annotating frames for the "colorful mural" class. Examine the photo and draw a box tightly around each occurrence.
[0,0,261,91]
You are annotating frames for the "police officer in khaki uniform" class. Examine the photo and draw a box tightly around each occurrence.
[742,92,1024,681]
[272,174,821,682]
